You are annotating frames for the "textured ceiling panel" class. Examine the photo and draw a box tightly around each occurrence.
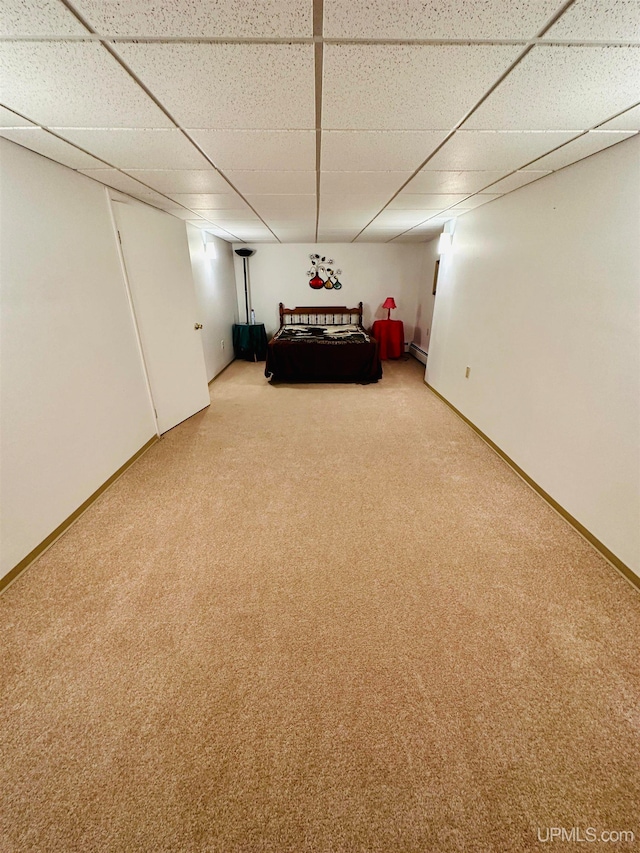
[321,131,449,171]
[115,43,315,130]
[0,43,172,128]
[388,193,470,210]
[79,167,175,197]
[166,193,249,209]
[225,171,317,194]
[271,232,316,244]
[522,130,636,171]
[189,130,316,171]
[405,170,509,193]
[394,227,443,242]
[426,131,578,171]
[123,169,230,193]
[53,128,211,169]
[320,171,412,194]
[245,197,316,223]
[197,209,261,221]
[448,194,502,210]
[465,46,640,131]
[371,210,438,227]
[598,104,640,131]
[74,0,312,37]
[543,0,640,41]
[482,170,551,192]
[0,106,36,128]
[323,44,521,130]
[0,0,88,36]
[0,128,105,169]
[319,194,394,213]
[317,230,361,241]
[324,0,560,39]
[166,209,203,220]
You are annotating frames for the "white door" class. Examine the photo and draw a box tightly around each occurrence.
[111,198,210,434]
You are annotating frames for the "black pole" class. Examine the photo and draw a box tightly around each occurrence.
[243,257,249,324]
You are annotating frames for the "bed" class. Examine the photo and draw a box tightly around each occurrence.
[265,302,382,384]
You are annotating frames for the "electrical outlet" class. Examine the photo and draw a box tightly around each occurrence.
[465,366,471,378]
[220,340,225,350]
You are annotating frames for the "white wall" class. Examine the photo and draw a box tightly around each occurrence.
[187,227,238,382]
[427,136,640,577]
[0,140,157,580]
[412,237,440,361]
[231,243,430,341]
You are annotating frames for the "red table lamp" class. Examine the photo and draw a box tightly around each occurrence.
[382,297,397,320]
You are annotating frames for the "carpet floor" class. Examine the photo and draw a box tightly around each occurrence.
[1,358,638,853]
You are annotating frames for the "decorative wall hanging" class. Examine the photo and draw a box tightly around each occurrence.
[307,254,343,290]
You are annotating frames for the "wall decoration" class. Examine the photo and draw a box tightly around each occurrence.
[307,254,343,290]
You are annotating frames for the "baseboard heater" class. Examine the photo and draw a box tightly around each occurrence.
[409,343,428,364]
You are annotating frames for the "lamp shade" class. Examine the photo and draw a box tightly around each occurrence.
[382,297,396,310]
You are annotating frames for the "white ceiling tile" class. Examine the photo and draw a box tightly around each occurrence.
[523,130,636,171]
[53,129,211,169]
[246,195,316,217]
[355,229,403,242]
[73,0,311,37]
[229,225,275,237]
[317,212,376,227]
[271,229,317,242]
[408,218,453,229]
[166,193,249,209]
[164,209,201,220]
[115,43,315,130]
[189,130,316,171]
[388,193,469,209]
[465,46,640,131]
[267,216,316,232]
[197,209,261,221]
[124,169,230,193]
[79,167,174,197]
[448,194,502,210]
[320,171,412,194]
[126,193,178,210]
[226,171,316,194]
[543,0,640,41]
[0,128,105,169]
[0,42,172,128]
[426,131,579,171]
[597,104,640,131]
[324,0,560,39]
[393,231,441,242]
[482,170,551,192]
[406,170,509,193]
[370,210,434,227]
[323,44,522,130]
[0,0,89,36]
[318,194,387,213]
[187,220,238,237]
[398,226,445,241]
[0,106,36,128]
[317,231,360,241]
[322,131,449,171]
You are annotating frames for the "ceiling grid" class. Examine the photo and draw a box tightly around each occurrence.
[0,0,638,244]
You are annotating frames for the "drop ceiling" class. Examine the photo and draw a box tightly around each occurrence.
[0,0,638,243]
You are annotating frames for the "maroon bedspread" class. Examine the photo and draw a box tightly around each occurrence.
[265,332,382,383]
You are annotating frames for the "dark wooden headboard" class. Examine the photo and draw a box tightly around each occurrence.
[279,302,363,327]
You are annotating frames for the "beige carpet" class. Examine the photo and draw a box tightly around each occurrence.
[1,358,638,853]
